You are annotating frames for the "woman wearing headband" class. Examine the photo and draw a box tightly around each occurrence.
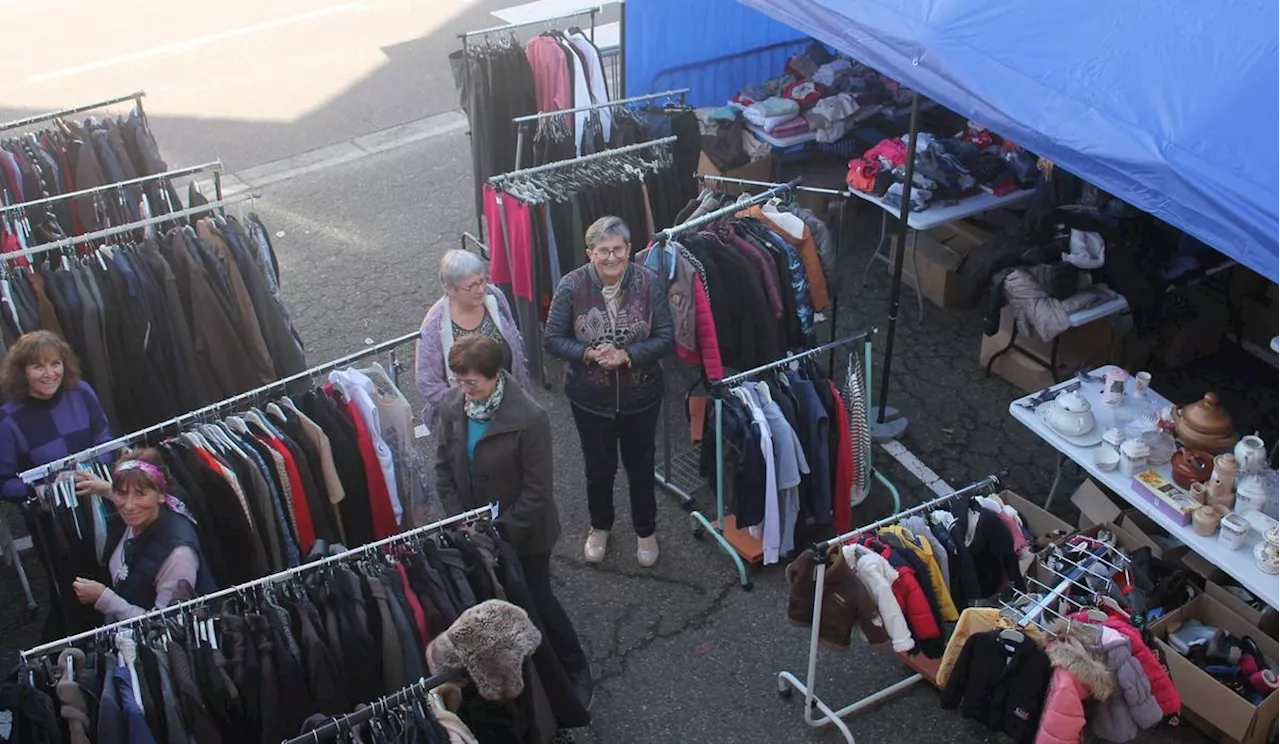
[72,450,217,622]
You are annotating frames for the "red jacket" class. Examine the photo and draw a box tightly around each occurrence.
[674,274,724,381]
[827,381,855,534]
[861,538,940,641]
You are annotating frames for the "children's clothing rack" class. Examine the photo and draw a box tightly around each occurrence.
[18,504,492,663]
[511,87,691,169]
[2,191,260,265]
[648,178,805,511]
[0,91,147,133]
[280,670,469,744]
[21,329,420,484]
[0,161,223,216]
[776,471,1006,743]
[696,331,901,589]
[458,7,602,237]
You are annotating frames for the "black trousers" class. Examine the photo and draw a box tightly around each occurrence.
[570,403,661,537]
[520,552,591,695]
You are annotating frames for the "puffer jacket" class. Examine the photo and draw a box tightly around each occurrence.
[843,544,914,652]
[856,540,940,643]
[1035,637,1115,744]
[1082,624,1163,741]
[1077,613,1180,717]
[881,525,959,622]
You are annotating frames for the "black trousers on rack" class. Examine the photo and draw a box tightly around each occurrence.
[519,552,592,708]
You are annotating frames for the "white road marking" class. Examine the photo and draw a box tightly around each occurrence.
[879,440,955,497]
[28,3,367,83]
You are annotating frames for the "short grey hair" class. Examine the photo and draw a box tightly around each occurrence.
[585,216,631,250]
[438,249,487,288]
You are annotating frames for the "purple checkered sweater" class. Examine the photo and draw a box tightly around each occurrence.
[0,381,112,501]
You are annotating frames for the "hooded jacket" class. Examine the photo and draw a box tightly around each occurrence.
[881,525,959,622]
[1075,613,1180,717]
[786,548,890,649]
[860,537,942,644]
[1035,637,1116,744]
[843,545,915,652]
[1081,624,1163,742]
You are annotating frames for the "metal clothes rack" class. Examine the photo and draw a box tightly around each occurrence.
[2,191,260,265]
[19,505,492,663]
[460,230,489,259]
[0,160,224,216]
[22,330,420,484]
[512,87,691,169]
[693,331,902,589]
[0,91,147,133]
[280,670,468,744]
[776,471,1005,743]
[458,7,602,237]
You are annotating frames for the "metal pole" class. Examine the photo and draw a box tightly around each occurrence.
[619,0,627,96]
[875,92,921,428]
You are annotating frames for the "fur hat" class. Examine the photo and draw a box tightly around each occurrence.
[426,599,542,702]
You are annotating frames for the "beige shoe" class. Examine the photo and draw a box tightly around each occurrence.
[584,529,609,564]
[637,534,659,568]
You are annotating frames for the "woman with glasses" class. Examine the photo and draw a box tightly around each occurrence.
[416,248,531,437]
[544,216,674,567]
[71,450,217,622]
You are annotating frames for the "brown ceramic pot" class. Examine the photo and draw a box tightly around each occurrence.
[1174,392,1238,452]
[1170,448,1214,489]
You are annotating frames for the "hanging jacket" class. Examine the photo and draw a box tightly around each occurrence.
[1035,638,1115,744]
[842,544,914,652]
[785,547,889,649]
[635,243,725,381]
[937,608,1050,687]
[735,205,830,311]
[1062,622,1163,742]
[881,525,959,622]
[1090,615,1180,716]
[940,630,1053,743]
[956,502,1026,597]
[857,538,940,644]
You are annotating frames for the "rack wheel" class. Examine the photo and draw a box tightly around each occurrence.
[778,685,793,700]
[691,526,705,540]
[742,581,754,592]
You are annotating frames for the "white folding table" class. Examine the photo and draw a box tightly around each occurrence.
[1009,365,1279,609]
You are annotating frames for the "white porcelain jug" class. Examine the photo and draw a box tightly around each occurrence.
[1234,434,1268,473]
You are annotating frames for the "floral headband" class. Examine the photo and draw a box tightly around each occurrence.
[113,460,168,492]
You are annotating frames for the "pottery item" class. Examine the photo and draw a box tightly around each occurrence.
[1255,541,1280,575]
[1141,430,1176,466]
[1192,503,1228,537]
[1133,371,1152,398]
[1102,428,1125,451]
[1236,472,1269,514]
[1120,438,1150,478]
[1188,482,1208,504]
[1170,448,1214,489]
[1173,392,1238,452]
[1206,454,1239,509]
[1045,390,1096,437]
[1219,513,1250,550]
[1093,446,1120,472]
[1234,434,1268,473]
[1102,369,1129,407]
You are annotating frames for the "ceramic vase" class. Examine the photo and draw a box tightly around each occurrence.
[1206,454,1239,509]
[1234,434,1268,473]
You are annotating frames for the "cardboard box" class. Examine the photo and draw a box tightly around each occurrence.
[1119,509,1189,561]
[978,307,1114,393]
[888,221,992,308]
[1151,593,1279,744]
[697,151,773,193]
[1071,478,1123,532]
[1205,580,1266,627]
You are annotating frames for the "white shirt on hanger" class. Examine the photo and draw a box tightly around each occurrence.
[568,31,612,142]
[330,369,403,526]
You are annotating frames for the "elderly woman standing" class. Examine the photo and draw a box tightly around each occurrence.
[544,216,674,567]
[416,249,531,436]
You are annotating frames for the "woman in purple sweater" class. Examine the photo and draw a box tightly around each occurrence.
[0,331,113,502]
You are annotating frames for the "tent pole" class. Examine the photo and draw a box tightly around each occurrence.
[873,92,921,439]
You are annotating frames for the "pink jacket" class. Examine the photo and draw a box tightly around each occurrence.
[1035,638,1115,744]
[524,37,572,122]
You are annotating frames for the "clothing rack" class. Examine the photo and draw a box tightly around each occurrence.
[0,91,147,133]
[690,331,904,589]
[489,135,677,186]
[21,330,420,484]
[460,230,489,260]
[0,160,224,216]
[2,191,260,265]
[776,471,1006,744]
[458,7,602,238]
[511,88,691,169]
[280,670,468,744]
[652,177,804,243]
[18,505,492,663]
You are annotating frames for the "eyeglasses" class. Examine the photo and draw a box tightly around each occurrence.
[590,245,629,258]
[453,279,487,293]
[456,378,487,389]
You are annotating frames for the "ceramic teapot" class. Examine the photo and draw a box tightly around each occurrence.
[1173,392,1238,452]
[1170,447,1214,489]
[1044,390,1096,438]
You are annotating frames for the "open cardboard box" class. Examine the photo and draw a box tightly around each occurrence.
[1205,580,1266,627]
[978,307,1115,393]
[998,490,1074,576]
[1070,479,1189,560]
[889,221,991,308]
[1150,593,1279,744]
[697,151,773,193]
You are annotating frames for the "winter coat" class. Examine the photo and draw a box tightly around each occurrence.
[785,548,889,649]
[434,374,560,556]
[843,545,914,652]
[937,608,1049,688]
[1085,625,1163,742]
[635,244,724,380]
[1001,268,1120,343]
[1077,613,1180,717]
[882,525,959,622]
[956,503,1026,597]
[857,539,940,642]
[1035,638,1116,744]
[415,285,531,436]
[941,630,1053,743]
[931,513,981,609]
[736,205,830,311]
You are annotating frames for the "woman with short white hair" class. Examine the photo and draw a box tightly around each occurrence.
[416,249,531,436]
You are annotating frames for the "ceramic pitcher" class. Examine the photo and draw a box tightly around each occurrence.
[1206,453,1239,509]
[1234,434,1268,473]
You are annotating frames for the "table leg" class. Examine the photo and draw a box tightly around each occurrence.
[860,212,890,288]
[1044,453,1069,511]
[986,325,1019,378]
